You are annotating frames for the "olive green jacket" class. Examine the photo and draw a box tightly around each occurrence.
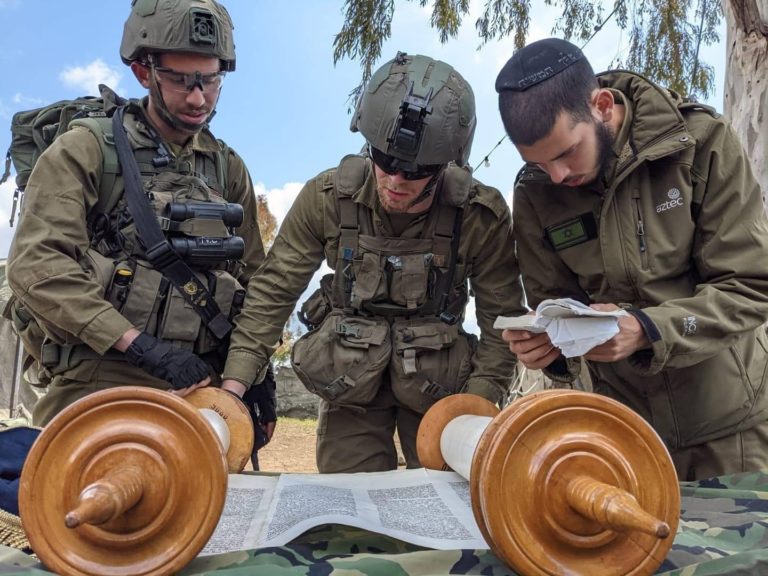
[225,159,524,402]
[514,71,768,449]
[7,101,264,356]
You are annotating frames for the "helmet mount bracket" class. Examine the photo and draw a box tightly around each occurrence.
[387,82,433,160]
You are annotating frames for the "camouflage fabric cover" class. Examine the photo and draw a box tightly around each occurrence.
[1,472,767,575]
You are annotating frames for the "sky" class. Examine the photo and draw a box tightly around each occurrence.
[0,0,727,329]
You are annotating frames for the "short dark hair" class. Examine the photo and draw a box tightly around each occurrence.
[498,57,598,146]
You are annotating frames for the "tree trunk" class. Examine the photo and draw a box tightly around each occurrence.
[723,0,768,209]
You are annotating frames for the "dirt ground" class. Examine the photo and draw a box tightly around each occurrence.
[255,417,406,473]
[256,417,319,473]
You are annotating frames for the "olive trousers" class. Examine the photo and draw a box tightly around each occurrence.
[671,419,768,481]
[315,379,423,473]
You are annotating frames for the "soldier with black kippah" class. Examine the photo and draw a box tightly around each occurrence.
[496,38,768,481]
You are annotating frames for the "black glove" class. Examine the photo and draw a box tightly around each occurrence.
[124,332,210,390]
[242,364,278,450]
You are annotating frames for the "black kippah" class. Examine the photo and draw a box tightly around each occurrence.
[495,38,584,93]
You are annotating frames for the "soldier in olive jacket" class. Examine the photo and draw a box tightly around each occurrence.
[6,0,267,425]
[497,38,768,481]
[222,53,525,473]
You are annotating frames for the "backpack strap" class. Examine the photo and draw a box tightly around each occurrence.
[69,116,122,222]
[0,150,11,187]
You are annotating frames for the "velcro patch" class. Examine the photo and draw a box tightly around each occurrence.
[545,212,598,251]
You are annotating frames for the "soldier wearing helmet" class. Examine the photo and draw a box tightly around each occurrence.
[222,52,525,473]
[7,0,273,433]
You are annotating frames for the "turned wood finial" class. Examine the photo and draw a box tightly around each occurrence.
[19,386,253,576]
[417,390,680,576]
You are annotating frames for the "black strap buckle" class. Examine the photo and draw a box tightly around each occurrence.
[324,376,352,401]
[145,240,177,269]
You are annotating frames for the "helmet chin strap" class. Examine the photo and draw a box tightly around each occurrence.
[407,167,446,209]
[147,70,215,135]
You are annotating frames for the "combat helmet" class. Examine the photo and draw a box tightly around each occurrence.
[120,0,236,71]
[351,52,476,169]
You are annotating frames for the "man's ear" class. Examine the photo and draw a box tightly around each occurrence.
[592,88,616,122]
[130,61,151,89]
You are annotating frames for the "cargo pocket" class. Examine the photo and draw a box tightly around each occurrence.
[388,253,432,310]
[156,275,203,348]
[120,260,164,335]
[390,317,477,414]
[291,311,391,406]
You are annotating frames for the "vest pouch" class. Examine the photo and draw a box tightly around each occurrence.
[291,311,391,406]
[156,273,203,348]
[119,260,164,335]
[350,252,388,307]
[387,253,434,310]
[390,317,477,414]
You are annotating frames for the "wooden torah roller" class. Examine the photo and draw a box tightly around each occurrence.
[417,390,680,576]
[18,386,254,576]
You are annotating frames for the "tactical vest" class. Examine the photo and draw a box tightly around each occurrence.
[291,155,478,414]
[10,103,245,381]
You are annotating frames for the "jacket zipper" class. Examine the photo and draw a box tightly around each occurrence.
[632,190,649,270]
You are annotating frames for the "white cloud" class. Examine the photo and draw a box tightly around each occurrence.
[253,181,303,226]
[11,92,45,107]
[59,59,122,95]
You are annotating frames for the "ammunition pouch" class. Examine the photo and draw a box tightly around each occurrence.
[389,317,477,414]
[291,311,391,406]
[348,237,437,313]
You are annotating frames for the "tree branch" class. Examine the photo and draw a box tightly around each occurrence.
[727,0,768,35]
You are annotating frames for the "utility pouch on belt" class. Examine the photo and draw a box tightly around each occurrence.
[297,273,334,330]
[390,317,477,414]
[6,297,50,387]
[291,311,391,406]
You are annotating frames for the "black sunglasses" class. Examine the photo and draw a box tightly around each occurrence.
[369,147,444,181]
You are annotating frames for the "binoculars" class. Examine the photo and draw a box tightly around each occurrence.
[164,201,245,265]
[165,201,244,228]
[169,236,245,265]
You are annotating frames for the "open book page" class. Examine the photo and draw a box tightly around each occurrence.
[199,468,488,556]
[493,313,547,332]
[494,297,628,357]
[200,474,278,555]
[536,298,628,319]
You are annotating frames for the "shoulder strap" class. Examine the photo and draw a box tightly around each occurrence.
[111,106,232,340]
[215,138,230,198]
[70,116,122,221]
[434,204,464,322]
[331,154,369,310]
[426,174,467,320]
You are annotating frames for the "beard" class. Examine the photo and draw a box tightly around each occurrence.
[591,119,616,185]
[149,81,212,135]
